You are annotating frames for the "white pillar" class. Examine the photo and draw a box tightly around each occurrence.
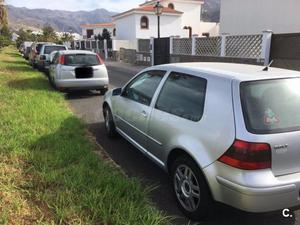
[220,33,228,57]
[104,39,108,59]
[90,40,92,51]
[192,35,198,56]
[261,30,273,66]
[96,40,99,53]
[170,36,174,55]
[150,37,155,66]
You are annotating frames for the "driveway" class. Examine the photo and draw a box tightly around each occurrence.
[66,61,298,225]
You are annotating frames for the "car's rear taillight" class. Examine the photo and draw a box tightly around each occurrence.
[218,139,271,170]
[59,55,65,65]
[97,54,104,65]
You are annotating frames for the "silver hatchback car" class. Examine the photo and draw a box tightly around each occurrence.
[103,63,300,220]
[49,50,109,93]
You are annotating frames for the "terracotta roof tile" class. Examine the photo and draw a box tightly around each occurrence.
[81,23,115,28]
[136,5,182,14]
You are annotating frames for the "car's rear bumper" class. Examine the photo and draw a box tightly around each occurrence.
[55,78,109,90]
[204,161,300,212]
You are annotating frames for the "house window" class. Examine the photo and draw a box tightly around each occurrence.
[86,29,94,39]
[113,28,116,36]
[168,3,175,9]
[140,16,149,29]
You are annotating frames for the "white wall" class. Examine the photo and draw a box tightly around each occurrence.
[115,14,137,40]
[112,40,138,51]
[199,22,220,37]
[166,1,202,36]
[134,13,185,39]
[220,0,300,35]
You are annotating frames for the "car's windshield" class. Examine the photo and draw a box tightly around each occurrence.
[64,54,100,66]
[241,78,300,134]
[44,46,66,54]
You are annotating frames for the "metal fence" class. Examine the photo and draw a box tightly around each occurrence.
[195,36,221,56]
[171,34,264,60]
[138,39,151,53]
[225,35,262,58]
[173,38,193,55]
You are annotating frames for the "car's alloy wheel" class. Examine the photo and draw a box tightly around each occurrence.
[171,155,214,220]
[104,107,117,137]
[174,165,201,212]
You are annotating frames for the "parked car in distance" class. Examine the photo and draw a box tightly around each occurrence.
[49,50,108,94]
[37,44,68,71]
[29,42,54,68]
[24,47,31,60]
[103,62,300,220]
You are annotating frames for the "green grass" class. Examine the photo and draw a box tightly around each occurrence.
[0,46,169,225]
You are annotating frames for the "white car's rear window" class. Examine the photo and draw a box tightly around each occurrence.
[64,54,100,66]
[240,78,300,134]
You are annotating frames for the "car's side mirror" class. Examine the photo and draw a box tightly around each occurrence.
[112,88,122,96]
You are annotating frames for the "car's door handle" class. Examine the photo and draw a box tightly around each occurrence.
[141,110,147,117]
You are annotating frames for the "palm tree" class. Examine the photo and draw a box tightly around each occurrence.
[0,0,8,27]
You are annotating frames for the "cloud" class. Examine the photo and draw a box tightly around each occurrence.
[6,0,145,12]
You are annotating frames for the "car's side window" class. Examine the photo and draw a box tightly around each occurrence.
[52,53,59,64]
[155,72,207,122]
[122,70,166,106]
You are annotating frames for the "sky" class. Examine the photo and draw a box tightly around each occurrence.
[5,0,146,12]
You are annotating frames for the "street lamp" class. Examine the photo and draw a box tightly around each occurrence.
[154,1,163,38]
[183,26,192,38]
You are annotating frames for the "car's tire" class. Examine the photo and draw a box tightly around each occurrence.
[99,88,108,95]
[171,155,214,221]
[103,106,117,138]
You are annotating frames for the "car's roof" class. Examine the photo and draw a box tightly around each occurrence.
[153,63,300,81]
[60,50,96,55]
[43,44,67,47]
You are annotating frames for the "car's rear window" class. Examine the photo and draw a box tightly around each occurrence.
[240,78,300,134]
[44,46,66,54]
[64,54,100,66]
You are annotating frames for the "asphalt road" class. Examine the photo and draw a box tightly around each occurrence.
[66,63,299,225]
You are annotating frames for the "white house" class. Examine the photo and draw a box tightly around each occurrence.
[81,23,116,39]
[220,0,300,35]
[80,0,219,41]
[113,0,219,40]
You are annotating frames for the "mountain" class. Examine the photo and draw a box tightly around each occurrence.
[202,0,220,22]
[7,5,116,33]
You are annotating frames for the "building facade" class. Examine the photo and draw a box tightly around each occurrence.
[113,5,184,40]
[220,0,300,35]
[81,23,115,39]
[81,0,220,40]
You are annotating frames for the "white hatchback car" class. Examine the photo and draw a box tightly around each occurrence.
[49,50,109,94]
[103,63,300,220]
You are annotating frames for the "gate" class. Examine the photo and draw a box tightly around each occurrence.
[154,37,170,65]
[270,33,300,71]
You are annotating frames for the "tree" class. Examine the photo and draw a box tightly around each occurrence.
[16,29,32,48]
[102,29,111,41]
[0,0,8,27]
[42,25,58,42]
[60,32,74,43]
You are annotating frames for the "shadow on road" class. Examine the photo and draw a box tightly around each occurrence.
[64,90,103,100]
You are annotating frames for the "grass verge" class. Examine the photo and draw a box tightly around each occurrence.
[0,46,169,225]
